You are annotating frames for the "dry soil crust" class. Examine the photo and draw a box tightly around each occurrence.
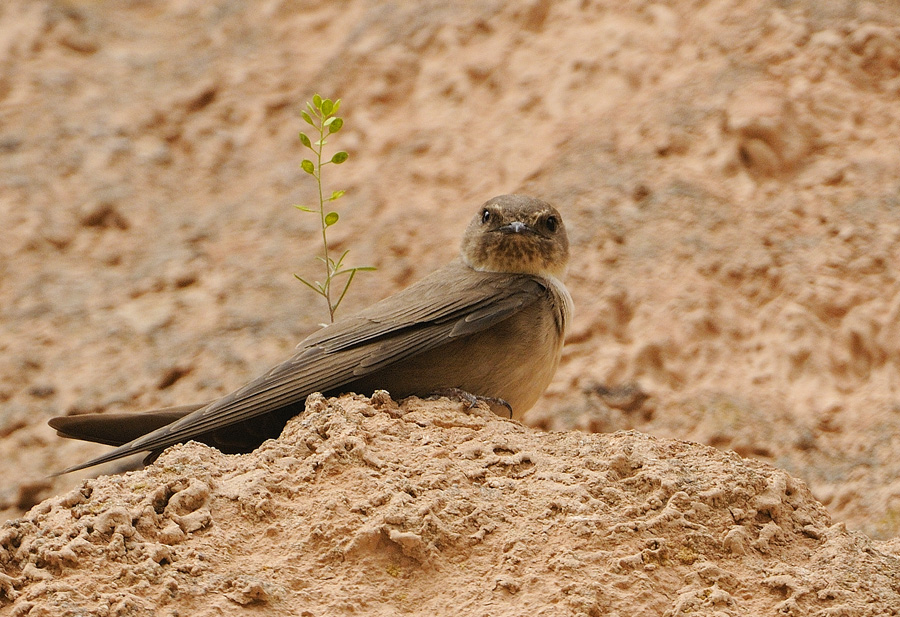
[2,394,899,616]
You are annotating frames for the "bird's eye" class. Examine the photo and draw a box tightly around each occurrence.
[481,209,491,224]
[545,215,559,232]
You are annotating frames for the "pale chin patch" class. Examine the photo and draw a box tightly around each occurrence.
[463,250,567,280]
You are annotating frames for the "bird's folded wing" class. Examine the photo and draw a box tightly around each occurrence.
[302,262,535,350]
[61,265,547,472]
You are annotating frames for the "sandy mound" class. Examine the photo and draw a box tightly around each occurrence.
[3,394,898,615]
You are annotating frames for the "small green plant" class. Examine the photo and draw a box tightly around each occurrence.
[294,95,374,323]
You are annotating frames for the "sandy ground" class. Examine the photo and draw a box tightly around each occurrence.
[4,394,899,615]
[2,0,900,613]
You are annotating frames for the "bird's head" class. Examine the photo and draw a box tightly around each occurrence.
[461,194,569,279]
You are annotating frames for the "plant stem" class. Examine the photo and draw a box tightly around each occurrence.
[313,111,335,322]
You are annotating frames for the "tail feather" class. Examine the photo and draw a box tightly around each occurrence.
[49,399,301,474]
[49,403,208,447]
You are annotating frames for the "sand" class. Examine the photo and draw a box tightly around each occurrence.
[4,394,899,615]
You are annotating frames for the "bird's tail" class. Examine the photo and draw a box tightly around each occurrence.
[48,403,208,447]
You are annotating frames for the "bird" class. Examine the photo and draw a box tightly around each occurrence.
[49,194,573,473]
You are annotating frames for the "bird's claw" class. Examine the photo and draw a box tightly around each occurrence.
[427,387,513,419]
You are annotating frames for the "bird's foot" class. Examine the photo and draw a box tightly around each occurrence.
[427,387,513,418]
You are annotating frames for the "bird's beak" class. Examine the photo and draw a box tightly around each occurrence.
[497,221,534,235]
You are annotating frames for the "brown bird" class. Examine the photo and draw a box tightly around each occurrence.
[49,194,573,473]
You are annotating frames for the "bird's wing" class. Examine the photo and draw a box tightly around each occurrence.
[301,261,534,350]
[61,263,548,472]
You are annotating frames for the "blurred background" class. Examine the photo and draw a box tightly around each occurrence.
[1,0,900,539]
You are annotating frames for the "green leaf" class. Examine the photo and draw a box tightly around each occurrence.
[325,211,339,227]
[329,190,346,201]
[321,98,334,116]
[333,249,350,269]
[294,205,315,212]
[328,117,343,134]
[332,269,357,313]
[312,94,322,109]
[314,138,326,146]
[331,151,349,164]
[301,110,314,126]
[335,266,377,275]
[300,159,315,174]
[332,99,341,114]
[298,132,311,148]
[294,274,324,296]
